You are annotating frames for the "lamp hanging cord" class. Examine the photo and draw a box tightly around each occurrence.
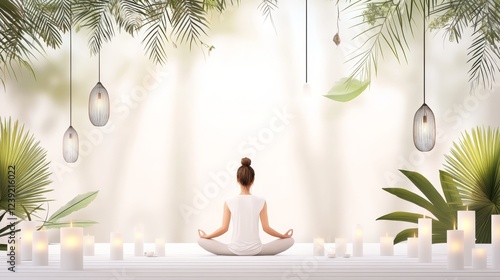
[98,50,100,83]
[305,0,308,84]
[423,1,426,104]
[69,25,73,126]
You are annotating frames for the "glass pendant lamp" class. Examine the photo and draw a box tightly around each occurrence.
[413,3,436,152]
[63,24,79,163]
[89,51,110,126]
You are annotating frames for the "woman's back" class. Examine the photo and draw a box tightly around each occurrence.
[226,195,265,255]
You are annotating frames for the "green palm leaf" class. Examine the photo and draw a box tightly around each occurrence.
[46,191,98,223]
[400,169,452,222]
[377,169,459,244]
[171,0,209,47]
[141,2,171,64]
[73,0,116,55]
[342,0,500,93]
[444,126,500,243]
[0,117,53,219]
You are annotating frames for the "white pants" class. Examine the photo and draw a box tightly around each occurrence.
[198,238,294,256]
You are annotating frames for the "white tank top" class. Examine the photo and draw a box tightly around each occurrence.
[226,195,265,255]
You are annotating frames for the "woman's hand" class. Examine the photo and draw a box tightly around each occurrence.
[198,229,208,238]
[281,229,293,238]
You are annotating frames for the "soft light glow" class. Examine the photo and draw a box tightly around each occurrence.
[66,236,80,248]
[113,238,122,246]
[25,232,33,241]
[63,126,79,163]
[89,82,110,126]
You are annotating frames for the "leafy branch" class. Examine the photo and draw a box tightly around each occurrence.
[340,0,500,96]
[0,0,275,83]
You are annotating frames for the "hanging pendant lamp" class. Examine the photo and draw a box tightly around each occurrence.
[63,24,79,163]
[413,3,436,152]
[89,51,110,126]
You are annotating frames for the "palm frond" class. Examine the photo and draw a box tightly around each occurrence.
[141,1,171,64]
[171,0,209,47]
[73,0,116,55]
[377,169,460,244]
[344,0,419,81]
[444,126,500,243]
[110,0,144,36]
[0,117,53,220]
[258,0,278,30]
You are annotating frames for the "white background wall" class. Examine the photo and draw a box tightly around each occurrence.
[1,0,499,244]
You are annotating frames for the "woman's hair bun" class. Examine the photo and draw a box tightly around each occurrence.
[241,157,251,166]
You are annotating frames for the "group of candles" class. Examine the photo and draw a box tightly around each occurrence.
[17,223,167,270]
[313,212,500,270]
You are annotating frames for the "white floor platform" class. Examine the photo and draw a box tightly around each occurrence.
[1,243,500,279]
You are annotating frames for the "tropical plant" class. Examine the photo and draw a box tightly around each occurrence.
[377,169,463,244]
[0,0,278,84]
[444,126,500,243]
[0,117,99,251]
[332,0,500,100]
[0,117,53,219]
[0,117,52,250]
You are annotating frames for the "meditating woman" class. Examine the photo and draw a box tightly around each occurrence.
[198,157,294,255]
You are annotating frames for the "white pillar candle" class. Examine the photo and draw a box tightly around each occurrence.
[352,224,363,257]
[458,209,475,266]
[380,234,394,256]
[32,230,48,266]
[155,238,165,257]
[418,217,432,262]
[335,238,347,257]
[313,238,324,256]
[447,229,464,270]
[83,235,95,256]
[60,226,84,270]
[20,221,36,261]
[472,248,487,270]
[492,215,500,269]
[110,232,123,260]
[134,227,144,257]
[407,236,418,258]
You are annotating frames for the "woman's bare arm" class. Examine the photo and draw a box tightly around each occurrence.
[198,202,231,239]
[260,201,293,239]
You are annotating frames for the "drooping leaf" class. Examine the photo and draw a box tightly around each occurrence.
[47,191,99,223]
[324,78,370,102]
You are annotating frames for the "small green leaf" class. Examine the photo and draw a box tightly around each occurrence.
[42,220,98,229]
[394,228,417,244]
[376,211,422,224]
[47,191,99,223]
[324,78,370,102]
